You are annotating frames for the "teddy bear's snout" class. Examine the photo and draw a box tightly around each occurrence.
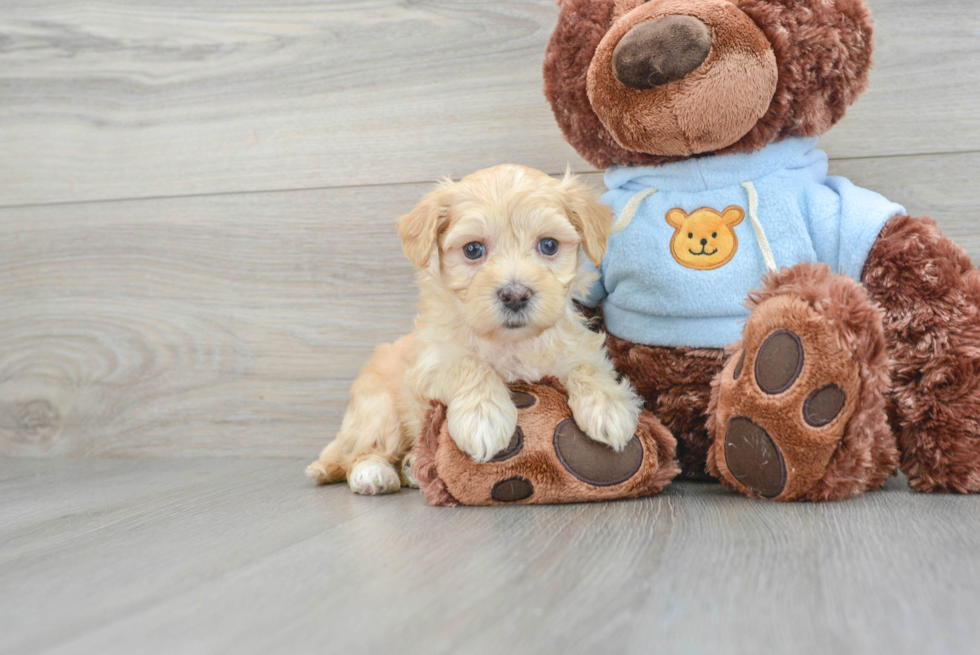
[612,15,712,89]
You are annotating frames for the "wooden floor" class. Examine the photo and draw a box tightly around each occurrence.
[2,458,979,655]
[2,1,980,652]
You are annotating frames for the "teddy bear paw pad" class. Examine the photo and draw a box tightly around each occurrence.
[723,416,786,499]
[714,295,861,501]
[554,419,644,485]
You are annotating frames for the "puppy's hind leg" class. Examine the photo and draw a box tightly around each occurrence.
[307,389,405,495]
[342,388,406,495]
[307,343,415,495]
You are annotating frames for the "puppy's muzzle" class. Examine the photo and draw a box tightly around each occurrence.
[497,284,533,312]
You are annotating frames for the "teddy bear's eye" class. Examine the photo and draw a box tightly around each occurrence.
[712,232,717,238]
[688,232,693,239]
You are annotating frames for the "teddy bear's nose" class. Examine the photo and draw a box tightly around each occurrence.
[701,238,708,246]
[612,15,712,90]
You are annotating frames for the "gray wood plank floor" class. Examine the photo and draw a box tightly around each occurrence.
[1,458,978,655]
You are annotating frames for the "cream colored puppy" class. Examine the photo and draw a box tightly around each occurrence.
[306,164,641,495]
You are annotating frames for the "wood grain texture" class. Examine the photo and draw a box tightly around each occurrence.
[1,458,979,655]
[0,0,978,206]
[1,151,977,458]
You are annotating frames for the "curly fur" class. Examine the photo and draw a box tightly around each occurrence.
[864,216,980,493]
[605,335,725,479]
[415,402,461,507]
[543,0,874,168]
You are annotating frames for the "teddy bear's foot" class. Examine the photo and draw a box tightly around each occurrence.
[412,378,680,506]
[707,263,898,501]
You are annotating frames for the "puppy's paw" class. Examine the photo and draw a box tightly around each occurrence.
[568,378,642,452]
[446,393,518,463]
[348,458,401,495]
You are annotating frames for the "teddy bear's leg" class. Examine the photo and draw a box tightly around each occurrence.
[605,335,726,479]
[706,263,899,501]
[863,215,980,493]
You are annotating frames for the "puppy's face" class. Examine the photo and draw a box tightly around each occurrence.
[398,165,612,342]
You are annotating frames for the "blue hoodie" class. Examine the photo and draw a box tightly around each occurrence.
[582,137,905,349]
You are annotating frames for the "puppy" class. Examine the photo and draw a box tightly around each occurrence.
[306,164,642,495]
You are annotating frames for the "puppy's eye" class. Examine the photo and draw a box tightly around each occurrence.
[538,238,559,256]
[712,232,717,238]
[688,232,694,239]
[463,242,486,260]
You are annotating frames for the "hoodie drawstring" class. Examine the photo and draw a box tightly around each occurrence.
[742,181,777,273]
[611,186,657,234]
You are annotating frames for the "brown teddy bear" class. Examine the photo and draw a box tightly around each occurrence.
[416,0,980,504]
[540,0,980,501]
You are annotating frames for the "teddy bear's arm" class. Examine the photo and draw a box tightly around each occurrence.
[863,214,980,494]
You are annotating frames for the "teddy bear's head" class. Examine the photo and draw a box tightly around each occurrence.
[544,0,874,169]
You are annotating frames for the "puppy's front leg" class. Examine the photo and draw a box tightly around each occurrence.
[564,363,642,452]
[444,357,518,463]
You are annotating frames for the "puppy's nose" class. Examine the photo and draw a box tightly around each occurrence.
[612,16,712,89]
[701,238,708,246]
[497,284,533,311]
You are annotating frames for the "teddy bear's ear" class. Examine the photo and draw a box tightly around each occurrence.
[558,171,614,268]
[397,181,452,270]
[665,208,688,229]
[735,0,874,139]
[721,206,745,227]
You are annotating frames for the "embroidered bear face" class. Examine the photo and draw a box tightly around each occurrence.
[666,206,744,270]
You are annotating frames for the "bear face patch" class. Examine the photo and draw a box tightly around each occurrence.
[666,206,745,270]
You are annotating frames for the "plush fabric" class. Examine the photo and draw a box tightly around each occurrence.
[414,378,680,506]
[706,263,897,501]
[544,0,874,169]
[605,335,725,479]
[581,137,905,348]
[540,0,980,502]
[588,0,778,156]
[611,15,713,89]
[863,216,980,494]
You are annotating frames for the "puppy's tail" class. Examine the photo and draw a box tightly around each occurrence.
[306,440,347,484]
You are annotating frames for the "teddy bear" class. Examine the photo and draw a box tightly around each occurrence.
[539,0,980,501]
[415,0,980,505]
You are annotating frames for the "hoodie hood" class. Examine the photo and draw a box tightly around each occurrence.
[604,137,826,194]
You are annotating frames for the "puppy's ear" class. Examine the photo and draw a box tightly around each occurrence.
[559,170,613,268]
[397,182,452,269]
